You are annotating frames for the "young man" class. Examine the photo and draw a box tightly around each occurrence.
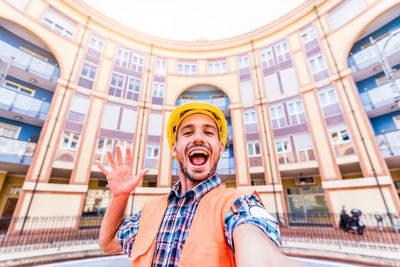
[97,102,304,266]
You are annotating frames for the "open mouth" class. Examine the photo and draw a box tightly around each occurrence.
[189,149,209,166]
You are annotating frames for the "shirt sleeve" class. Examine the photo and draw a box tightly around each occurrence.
[224,194,281,251]
[117,211,141,256]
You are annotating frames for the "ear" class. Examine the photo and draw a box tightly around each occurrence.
[171,142,177,158]
[219,142,224,157]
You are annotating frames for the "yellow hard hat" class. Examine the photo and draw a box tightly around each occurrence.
[167,102,227,160]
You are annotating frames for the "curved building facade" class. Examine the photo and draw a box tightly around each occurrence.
[0,0,399,232]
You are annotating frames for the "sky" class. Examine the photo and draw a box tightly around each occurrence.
[82,0,306,41]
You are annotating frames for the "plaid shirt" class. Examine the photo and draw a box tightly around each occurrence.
[118,175,281,266]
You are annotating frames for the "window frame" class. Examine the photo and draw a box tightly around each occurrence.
[318,89,338,107]
[116,48,130,68]
[177,62,197,76]
[80,61,98,81]
[287,100,305,125]
[207,60,228,75]
[61,131,80,150]
[0,122,21,139]
[238,55,249,68]
[89,36,104,51]
[260,47,275,67]
[152,82,165,97]
[247,141,262,157]
[309,54,327,74]
[146,144,160,159]
[244,110,257,124]
[4,80,35,96]
[270,105,286,128]
[301,27,316,44]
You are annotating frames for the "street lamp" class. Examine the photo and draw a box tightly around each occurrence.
[370,29,400,107]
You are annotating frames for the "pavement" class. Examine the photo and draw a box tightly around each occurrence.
[36,254,366,267]
[0,240,399,266]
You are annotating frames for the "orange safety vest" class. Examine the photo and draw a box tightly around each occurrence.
[129,186,245,266]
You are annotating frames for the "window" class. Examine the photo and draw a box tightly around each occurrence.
[153,82,164,97]
[244,111,257,124]
[155,59,166,76]
[208,60,227,75]
[4,80,35,96]
[146,145,160,159]
[0,122,20,139]
[275,139,293,164]
[260,48,275,67]
[318,89,338,106]
[238,55,249,68]
[67,95,90,123]
[131,54,144,72]
[61,131,80,149]
[328,125,355,156]
[275,42,289,63]
[301,27,316,44]
[109,72,125,97]
[294,133,316,162]
[177,61,197,75]
[148,113,163,136]
[287,100,306,125]
[393,115,400,130]
[247,142,261,157]
[127,77,140,93]
[42,7,76,39]
[94,138,132,166]
[89,37,104,51]
[80,62,97,80]
[116,48,129,68]
[309,54,327,74]
[270,105,286,129]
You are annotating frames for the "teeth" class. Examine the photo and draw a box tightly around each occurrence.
[189,150,208,157]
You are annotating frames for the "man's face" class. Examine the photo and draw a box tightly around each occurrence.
[172,113,224,183]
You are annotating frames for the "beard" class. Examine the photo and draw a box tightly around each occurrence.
[177,143,219,183]
[178,160,218,183]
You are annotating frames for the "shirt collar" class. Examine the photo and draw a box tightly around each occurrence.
[169,174,221,202]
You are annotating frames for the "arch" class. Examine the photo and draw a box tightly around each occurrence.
[342,2,400,70]
[0,17,64,79]
[171,82,234,107]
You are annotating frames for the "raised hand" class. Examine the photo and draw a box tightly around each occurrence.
[96,145,149,198]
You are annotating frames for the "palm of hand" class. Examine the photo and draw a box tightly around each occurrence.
[96,146,149,198]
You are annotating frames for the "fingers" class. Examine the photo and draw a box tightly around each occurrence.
[130,169,150,189]
[107,151,116,169]
[96,160,109,176]
[115,145,123,166]
[125,147,132,166]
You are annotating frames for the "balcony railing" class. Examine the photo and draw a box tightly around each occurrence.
[348,30,400,72]
[0,39,59,82]
[0,213,398,256]
[0,136,36,163]
[359,78,400,112]
[176,97,230,110]
[376,129,400,157]
[0,86,50,120]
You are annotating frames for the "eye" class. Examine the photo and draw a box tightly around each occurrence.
[204,130,214,136]
[183,131,192,136]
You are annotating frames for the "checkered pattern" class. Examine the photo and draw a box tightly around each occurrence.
[118,175,281,266]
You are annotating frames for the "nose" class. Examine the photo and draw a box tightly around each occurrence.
[193,130,203,144]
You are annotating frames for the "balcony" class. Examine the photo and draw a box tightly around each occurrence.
[348,31,400,72]
[0,86,50,120]
[376,129,400,157]
[0,136,36,164]
[0,39,59,82]
[176,97,230,110]
[359,78,400,117]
